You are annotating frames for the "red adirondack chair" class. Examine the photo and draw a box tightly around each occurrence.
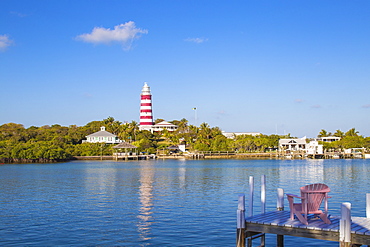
[286,183,331,225]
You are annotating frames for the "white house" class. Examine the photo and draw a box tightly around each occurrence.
[279,138,324,155]
[306,140,323,155]
[279,137,307,151]
[150,121,178,132]
[317,136,341,142]
[222,131,261,139]
[85,126,122,144]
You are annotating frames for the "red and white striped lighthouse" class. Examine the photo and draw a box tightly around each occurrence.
[139,82,154,130]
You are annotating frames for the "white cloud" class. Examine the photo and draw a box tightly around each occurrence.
[294,99,304,103]
[83,92,93,98]
[0,35,13,52]
[311,104,321,109]
[76,21,148,50]
[185,37,208,43]
[10,11,27,17]
[362,104,370,108]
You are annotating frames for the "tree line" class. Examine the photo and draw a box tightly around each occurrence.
[0,117,369,163]
[317,128,370,150]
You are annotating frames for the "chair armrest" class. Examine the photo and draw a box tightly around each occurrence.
[286,193,303,199]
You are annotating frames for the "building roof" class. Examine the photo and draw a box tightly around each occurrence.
[279,138,306,145]
[167,145,180,150]
[86,126,117,138]
[154,121,177,127]
[113,142,138,149]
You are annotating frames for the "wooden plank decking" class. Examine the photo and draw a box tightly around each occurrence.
[245,211,370,245]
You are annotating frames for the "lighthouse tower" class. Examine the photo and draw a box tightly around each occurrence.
[139,82,154,131]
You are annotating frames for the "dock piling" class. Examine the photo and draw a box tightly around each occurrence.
[367,193,370,218]
[277,188,284,246]
[247,176,254,247]
[248,176,254,217]
[340,202,351,247]
[277,188,284,211]
[245,176,268,247]
[260,175,266,246]
[237,194,246,247]
[261,175,266,214]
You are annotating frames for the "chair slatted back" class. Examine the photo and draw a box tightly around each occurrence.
[300,183,330,213]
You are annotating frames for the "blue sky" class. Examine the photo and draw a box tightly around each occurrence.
[1,0,370,138]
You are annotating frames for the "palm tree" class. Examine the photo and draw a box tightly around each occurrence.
[176,118,189,133]
[126,121,139,142]
[199,122,212,144]
[103,116,122,134]
[103,116,115,125]
[117,124,128,141]
[345,128,359,137]
[333,129,344,138]
[318,129,328,137]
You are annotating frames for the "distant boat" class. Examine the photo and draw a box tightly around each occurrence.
[354,154,363,159]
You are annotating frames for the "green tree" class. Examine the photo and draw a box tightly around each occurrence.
[333,129,345,138]
[318,129,329,138]
[345,128,359,137]
[103,116,122,134]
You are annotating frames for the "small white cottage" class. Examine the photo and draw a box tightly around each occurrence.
[85,126,122,144]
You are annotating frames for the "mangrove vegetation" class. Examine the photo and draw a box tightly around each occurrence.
[0,117,369,163]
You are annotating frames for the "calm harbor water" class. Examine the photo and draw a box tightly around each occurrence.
[1,159,370,246]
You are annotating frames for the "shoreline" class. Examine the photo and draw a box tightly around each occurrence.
[2,152,369,164]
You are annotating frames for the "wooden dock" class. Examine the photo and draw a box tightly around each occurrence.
[237,175,370,247]
[73,155,156,161]
[244,211,370,246]
[196,151,370,160]
[199,151,275,159]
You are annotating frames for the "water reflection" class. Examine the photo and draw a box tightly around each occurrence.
[178,160,187,189]
[137,163,154,241]
[83,167,118,206]
[278,159,325,186]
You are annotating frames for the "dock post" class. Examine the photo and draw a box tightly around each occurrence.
[367,193,370,218]
[339,202,351,247]
[247,176,254,247]
[277,188,284,211]
[261,175,266,214]
[260,175,266,246]
[248,176,254,217]
[276,188,284,246]
[237,194,246,247]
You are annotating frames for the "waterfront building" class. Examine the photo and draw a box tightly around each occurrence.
[222,131,261,139]
[279,138,323,155]
[84,126,122,143]
[151,121,178,132]
[278,137,307,151]
[306,140,323,155]
[317,136,341,142]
